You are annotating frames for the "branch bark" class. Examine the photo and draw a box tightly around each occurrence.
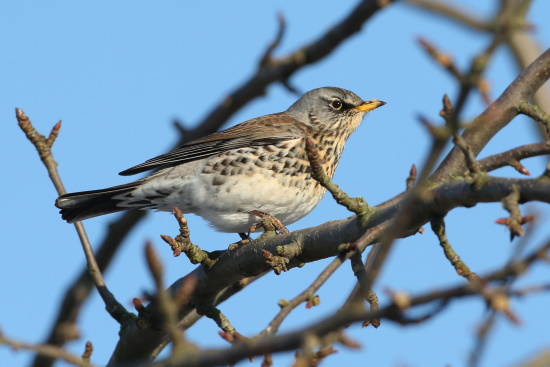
[108,172,550,364]
[141,238,550,367]
[431,48,550,182]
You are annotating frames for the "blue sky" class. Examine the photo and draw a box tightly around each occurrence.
[2,1,550,366]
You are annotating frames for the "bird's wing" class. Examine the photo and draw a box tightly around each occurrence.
[119,113,305,176]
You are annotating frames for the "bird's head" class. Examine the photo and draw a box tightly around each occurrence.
[285,87,386,134]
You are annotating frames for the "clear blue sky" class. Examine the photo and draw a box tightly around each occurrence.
[2,1,549,366]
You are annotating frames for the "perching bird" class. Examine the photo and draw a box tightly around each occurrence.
[56,87,385,233]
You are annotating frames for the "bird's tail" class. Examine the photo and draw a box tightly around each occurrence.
[55,181,146,223]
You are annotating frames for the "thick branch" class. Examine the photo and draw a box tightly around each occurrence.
[261,222,390,338]
[143,238,550,367]
[431,48,550,182]
[108,174,550,364]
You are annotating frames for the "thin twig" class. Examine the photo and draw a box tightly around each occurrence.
[346,245,381,328]
[160,207,218,268]
[510,283,550,297]
[260,223,390,338]
[144,243,187,352]
[431,47,550,183]
[305,137,373,220]
[517,102,550,137]
[453,34,504,126]
[150,275,263,360]
[417,38,493,106]
[417,37,462,80]
[33,209,145,367]
[15,109,130,324]
[500,185,525,240]
[0,330,96,367]
[259,13,286,68]
[404,0,492,31]
[452,133,487,189]
[478,141,550,175]
[430,217,478,281]
[259,226,389,366]
[209,309,247,345]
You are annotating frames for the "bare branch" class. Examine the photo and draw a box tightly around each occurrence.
[431,48,550,182]
[430,217,478,281]
[404,0,492,31]
[468,311,497,367]
[143,239,550,367]
[507,28,550,140]
[260,222,390,341]
[517,102,550,137]
[305,137,372,219]
[452,133,487,189]
[258,13,286,68]
[144,243,188,352]
[160,207,218,268]
[105,153,550,364]
[33,209,145,367]
[477,141,550,174]
[0,330,96,367]
[15,109,130,325]
[417,37,462,80]
[500,185,525,240]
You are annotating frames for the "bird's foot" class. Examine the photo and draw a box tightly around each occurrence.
[228,233,251,251]
[249,210,289,235]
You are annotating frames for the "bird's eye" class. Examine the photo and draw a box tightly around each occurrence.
[329,99,343,110]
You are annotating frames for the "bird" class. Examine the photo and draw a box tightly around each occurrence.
[56,87,385,234]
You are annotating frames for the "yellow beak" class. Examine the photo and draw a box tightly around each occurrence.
[353,99,386,113]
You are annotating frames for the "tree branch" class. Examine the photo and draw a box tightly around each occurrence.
[107,170,550,364]
[478,141,550,174]
[431,47,550,182]
[142,238,550,367]
[16,109,131,325]
[0,330,95,367]
[404,0,492,31]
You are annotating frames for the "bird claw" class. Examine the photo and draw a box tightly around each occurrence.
[228,233,252,251]
[249,210,289,235]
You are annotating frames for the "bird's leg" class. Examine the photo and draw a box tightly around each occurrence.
[249,210,289,235]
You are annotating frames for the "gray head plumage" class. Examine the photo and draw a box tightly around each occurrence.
[285,87,382,133]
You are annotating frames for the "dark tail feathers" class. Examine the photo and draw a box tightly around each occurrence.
[55,181,143,223]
